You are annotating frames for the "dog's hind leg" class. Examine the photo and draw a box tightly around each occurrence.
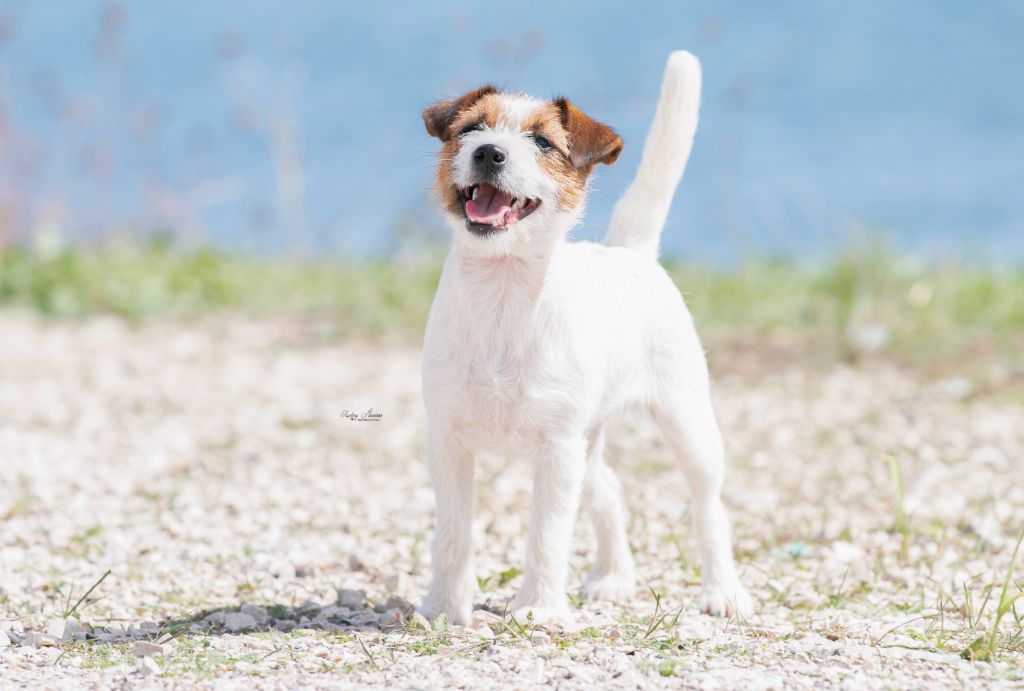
[652,384,753,618]
[581,426,636,601]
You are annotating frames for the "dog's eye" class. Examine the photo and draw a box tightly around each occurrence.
[460,123,483,136]
[534,135,553,151]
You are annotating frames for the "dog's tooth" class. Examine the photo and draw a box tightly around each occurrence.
[470,186,478,200]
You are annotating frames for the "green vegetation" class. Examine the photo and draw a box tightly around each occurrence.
[1,239,1021,358]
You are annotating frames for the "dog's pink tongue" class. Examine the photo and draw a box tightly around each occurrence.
[466,183,513,225]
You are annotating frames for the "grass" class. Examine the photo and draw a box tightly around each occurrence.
[886,454,910,562]
[961,528,1024,662]
[0,238,1021,361]
[61,569,112,620]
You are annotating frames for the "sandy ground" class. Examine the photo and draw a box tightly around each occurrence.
[1,313,1022,689]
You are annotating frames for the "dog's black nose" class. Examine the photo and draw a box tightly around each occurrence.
[473,144,507,172]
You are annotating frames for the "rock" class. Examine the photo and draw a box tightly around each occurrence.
[337,589,366,609]
[530,632,552,647]
[379,608,405,631]
[349,611,380,627]
[348,555,367,572]
[138,656,161,676]
[223,612,257,632]
[606,627,622,640]
[315,605,349,622]
[383,573,406,593]
[131,640,164,658]
[275,619,297,632]
[0,629,12,647]
[240,604,269,625]
[203,611,227,625]
[409,611,432,632]
[24,633,58,648]
[385,595,414,613]
[46,617,84,642]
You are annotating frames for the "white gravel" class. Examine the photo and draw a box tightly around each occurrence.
[0,313,1022,689]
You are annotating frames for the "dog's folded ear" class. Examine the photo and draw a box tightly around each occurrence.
[554,98,624,170]
[422,86,497,141]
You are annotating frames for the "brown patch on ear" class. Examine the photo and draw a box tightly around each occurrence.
[422,86,497,141]
[553,98,623,171]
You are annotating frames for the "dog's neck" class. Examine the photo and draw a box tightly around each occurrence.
[453,241,555,297]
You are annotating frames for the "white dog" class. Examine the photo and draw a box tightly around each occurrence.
[418,51,752,625]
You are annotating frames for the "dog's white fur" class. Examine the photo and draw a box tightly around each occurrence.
[420,52,752,625]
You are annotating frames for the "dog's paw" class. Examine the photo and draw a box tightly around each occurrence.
[581,570,636,602]
[698,582,754,619]
[509,604,574,628]
[418,592,473,627]
[508,592,574,628]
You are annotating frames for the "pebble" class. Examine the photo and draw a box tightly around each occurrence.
[1,317,1020,689]
[240,604,270,625]
[131,640,165,657]
[45,618,85,642]
[138,656,161,676]
[383,573,406,593]
[223,613,257,632]
[530,632,552,647]
[379,608,404,631]
[337,589,367,609]
[385,595,414,613]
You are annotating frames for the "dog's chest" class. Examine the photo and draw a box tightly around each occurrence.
[451,314,571,450]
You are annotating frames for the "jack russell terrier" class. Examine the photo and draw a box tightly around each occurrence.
[418,51,752,625]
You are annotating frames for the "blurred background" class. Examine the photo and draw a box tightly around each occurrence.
[0,0,1020,354]
[2,0,1022,261]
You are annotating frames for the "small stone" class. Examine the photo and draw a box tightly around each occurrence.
[45,620,63,640]
[131,640,165,658]
[240,604,269,625]
[385,595,414,613]
[530,632,552,647]
[139,656,161,676]
[26,633,58,648]
[297,599,320,613]
[409,611,432,632]
[383,573,406,593]
[203,611,228,625]
[316,605,348,621]
[0,629,12,647]
[348,555,367,572]
[337,589,366,609]
[379,608,405,631]
[607,627,622,640]
[275,619,297,632]
[223,612,257,632]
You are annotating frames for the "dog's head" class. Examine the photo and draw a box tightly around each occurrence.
[423,87,622,256]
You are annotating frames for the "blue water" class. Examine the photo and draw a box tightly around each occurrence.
[3,1,1023,261]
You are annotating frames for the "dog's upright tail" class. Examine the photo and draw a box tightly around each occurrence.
[604,51,702,258]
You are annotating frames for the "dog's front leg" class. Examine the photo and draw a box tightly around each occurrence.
[510,436,587,623]
[419,431,475,626]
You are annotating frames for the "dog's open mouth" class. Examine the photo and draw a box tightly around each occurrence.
[459,182,540,233]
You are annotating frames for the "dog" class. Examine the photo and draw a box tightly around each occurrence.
[418,51,752,625]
